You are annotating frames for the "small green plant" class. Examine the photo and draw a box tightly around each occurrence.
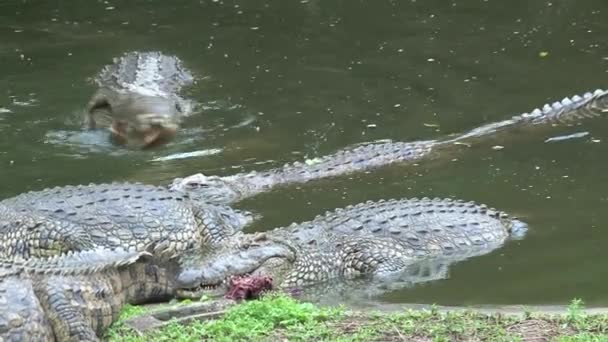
[567,298,586,324]
[198,293,343,340]
[558,333,608,342]
[105,304,149,341]
[523,306,532,320]
[117,304,148,320]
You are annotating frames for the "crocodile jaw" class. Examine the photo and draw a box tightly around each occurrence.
[175,243,294,299]
[110,116,178,148]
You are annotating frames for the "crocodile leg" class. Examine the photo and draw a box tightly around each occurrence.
[22,249,160,341]
[0,207,97,259]
[39,283,101,342]
[0,277,55,342]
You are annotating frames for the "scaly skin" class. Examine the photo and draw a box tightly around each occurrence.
[175,197,527,298]
[451,88,608,141]
[171,88,608,205]
[0,183,253,259]
[0,248,179,342]
[171,139,438,205]
[85,51,196,148]
[0,197,523,340]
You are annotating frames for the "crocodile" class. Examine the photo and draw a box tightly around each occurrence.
[1,88,605,260]
[171,88,608,205]
[0,197,524,341]
[176,197,527,300]
[0,182,252,259]
[85,51,196,148]
[0,244,221,341]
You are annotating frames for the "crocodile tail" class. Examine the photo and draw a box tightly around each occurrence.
[450,88,608,142]
[0,248,151,277]
[526,89,608,124]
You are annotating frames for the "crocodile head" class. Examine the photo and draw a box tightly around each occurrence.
[87,90,185,148]
[175,233,296,299]
[170,173,241,205]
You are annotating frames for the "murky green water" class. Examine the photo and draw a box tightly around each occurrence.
[0,0,607,307]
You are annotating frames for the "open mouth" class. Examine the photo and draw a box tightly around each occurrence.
[109,118,178,148]
[175,258,287,299]
[176,281,228,299]
[176,270,267,299]
[175,236,295,299]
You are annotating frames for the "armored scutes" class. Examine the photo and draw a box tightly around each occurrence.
[0,247,182,341]
[176,197,527,299]
[3,88,605,262]
[171,88,608,205]
[172,139,438,205]
[85,51,196,148]
[453,88,608,141]
[0,197,525,341]
[0,183,252,259]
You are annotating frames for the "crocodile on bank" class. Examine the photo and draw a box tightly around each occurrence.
[0,183,252,259]
[0,197,522,341]
[0,248,157,341]
[85,51,196,148]
[0,246,224,341]
[171,88,608,205]
[176,197,527,300]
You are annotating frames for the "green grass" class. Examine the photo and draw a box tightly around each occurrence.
[108,296,608,342]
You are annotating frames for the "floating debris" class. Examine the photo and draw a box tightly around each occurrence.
[491,145,505,150]
[453,141,471,147]
[544,131,589,143]
[151,149,222,162]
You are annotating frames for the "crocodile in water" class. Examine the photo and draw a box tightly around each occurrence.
[171,88,607,205]
[2,89,603,262]
[176,197,527,300]
[85,51,196,148]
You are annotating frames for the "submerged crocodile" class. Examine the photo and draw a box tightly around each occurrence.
[176,197,527,300]
[0,183,252,259]
[171,88,608,205]
[0,197,524,341]
[85,51,196,148]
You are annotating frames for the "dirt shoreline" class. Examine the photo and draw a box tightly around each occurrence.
[361,302,608,316]
[110,296,608,341]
